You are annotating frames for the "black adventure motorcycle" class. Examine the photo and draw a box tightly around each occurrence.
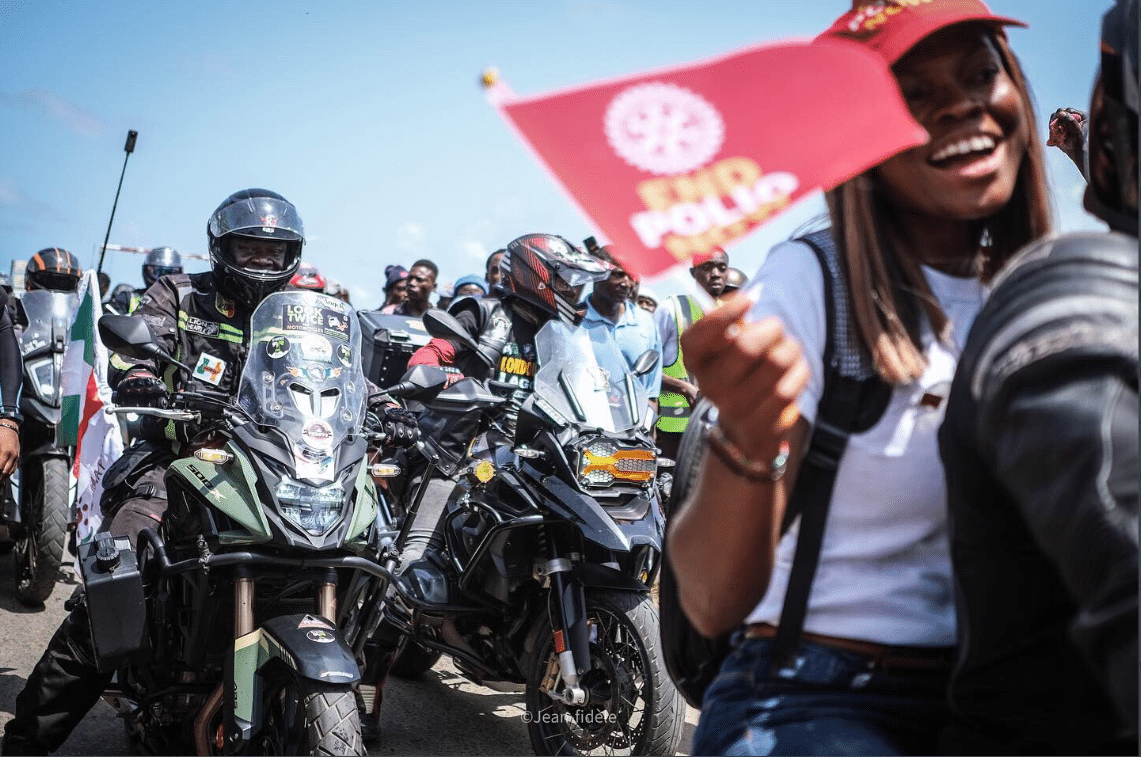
[0,289,78,605]
[361,310,685,756]
[85,290,444,755]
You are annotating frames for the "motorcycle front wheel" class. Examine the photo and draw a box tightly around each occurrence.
[251,665,364,756]
[525,590,685,756]
[15,456,69,606]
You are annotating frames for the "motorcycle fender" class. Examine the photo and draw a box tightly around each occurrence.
[21,396,61,428]
[228,613,359,741]
[19,443,71,460]
[520,465,631,553]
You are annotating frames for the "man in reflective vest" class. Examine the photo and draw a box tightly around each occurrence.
[654,247,728,461]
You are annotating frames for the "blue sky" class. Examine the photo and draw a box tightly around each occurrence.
[1,0,1108,308]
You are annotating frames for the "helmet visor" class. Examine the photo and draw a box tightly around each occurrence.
[545,244,611,288]
[209,195,304,243]
[27,271,80,292]
[146,266,182,279]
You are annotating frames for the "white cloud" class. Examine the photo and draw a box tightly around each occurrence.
[0,177,61,219]
[396,221,425,254]
[457,238,487,262]
[0,89,106,136]
[492,195,525,219]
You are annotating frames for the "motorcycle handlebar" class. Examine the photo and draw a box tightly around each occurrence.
[110,406,200,422]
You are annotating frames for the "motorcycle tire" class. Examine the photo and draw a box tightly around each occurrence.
[388,640,442,679]
[15,456,69,606]
[252,664,364,756]
[524,589,685,756]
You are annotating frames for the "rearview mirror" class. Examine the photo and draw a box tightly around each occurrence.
[423,308,478,352]
[632,349,660,377]
[99,314,191,372]
[386,365,450,399]
[99,315,159,360]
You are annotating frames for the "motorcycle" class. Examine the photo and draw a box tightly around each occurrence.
[87,290,443,755]
[365,310,685,756]
[0,289,78,605]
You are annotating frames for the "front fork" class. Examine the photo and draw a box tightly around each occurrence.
[542,534,592,706]
[194,568,342,755]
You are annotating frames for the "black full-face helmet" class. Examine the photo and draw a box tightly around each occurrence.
[207,189,304,309]
[497,233,610,324]
[143,246,183,288]
[1084,0,1139,235]
[26,247,82,292]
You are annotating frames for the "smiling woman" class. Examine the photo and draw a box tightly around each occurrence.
[667,1,1052,755]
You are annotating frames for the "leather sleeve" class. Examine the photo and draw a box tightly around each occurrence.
[971,233,1139,728]
[0,288,21,415]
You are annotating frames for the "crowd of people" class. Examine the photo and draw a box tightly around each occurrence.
[0,0,1136,755]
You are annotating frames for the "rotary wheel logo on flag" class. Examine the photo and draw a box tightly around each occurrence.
[604,83,725,176]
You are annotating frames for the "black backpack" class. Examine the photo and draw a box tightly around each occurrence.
[659,228,892,709]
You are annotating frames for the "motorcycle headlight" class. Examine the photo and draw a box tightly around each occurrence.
[27,357,56,403]
[577,439,656,488]
[275,478,345,535]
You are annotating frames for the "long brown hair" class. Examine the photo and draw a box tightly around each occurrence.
[825,30,1051,385]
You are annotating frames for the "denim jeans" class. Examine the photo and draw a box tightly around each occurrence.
[694,635,950,756]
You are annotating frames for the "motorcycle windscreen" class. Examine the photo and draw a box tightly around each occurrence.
[236,290,367,481]
[532,320,648,434]
[17,290,78,406]
[17,290,78,353]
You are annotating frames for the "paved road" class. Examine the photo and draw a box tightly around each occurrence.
[0,556,699,755]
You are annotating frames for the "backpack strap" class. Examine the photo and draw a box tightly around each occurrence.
[769,229,890,673]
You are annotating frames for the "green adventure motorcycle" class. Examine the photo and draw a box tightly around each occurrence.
[85,290,439,755]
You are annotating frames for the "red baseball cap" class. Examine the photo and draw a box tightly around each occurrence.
[817,0,1027,64]
[690,246,727,268]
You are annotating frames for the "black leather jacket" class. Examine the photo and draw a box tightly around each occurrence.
[939,231,1139,754]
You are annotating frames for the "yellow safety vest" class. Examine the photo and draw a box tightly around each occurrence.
[656,295,703,434]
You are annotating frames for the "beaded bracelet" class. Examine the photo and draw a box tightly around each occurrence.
[0,421,19,433]
[706,425,790,483]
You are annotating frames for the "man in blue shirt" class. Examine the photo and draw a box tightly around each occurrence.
[583,246,662,408]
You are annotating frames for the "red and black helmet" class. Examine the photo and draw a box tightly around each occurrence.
[26,247,82,292]
[498,233,610,324]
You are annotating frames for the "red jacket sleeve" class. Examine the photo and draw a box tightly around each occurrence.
[409,337,457,367]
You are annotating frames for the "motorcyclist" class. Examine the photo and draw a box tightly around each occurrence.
[12,248,84,338]
[398,232,610,579]
[108,245,183,315]
[1,188,416,755]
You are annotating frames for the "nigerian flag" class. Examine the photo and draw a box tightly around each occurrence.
[59,270,123,544]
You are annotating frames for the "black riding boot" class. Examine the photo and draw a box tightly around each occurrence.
[1,605,112,755]
[396,477,455,604]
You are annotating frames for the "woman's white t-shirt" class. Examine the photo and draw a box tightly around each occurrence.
[742,239,987,646]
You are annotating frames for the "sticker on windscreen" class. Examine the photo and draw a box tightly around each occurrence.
[302,420,334,449]
[266,335,290,359]
[283,304,351,340]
